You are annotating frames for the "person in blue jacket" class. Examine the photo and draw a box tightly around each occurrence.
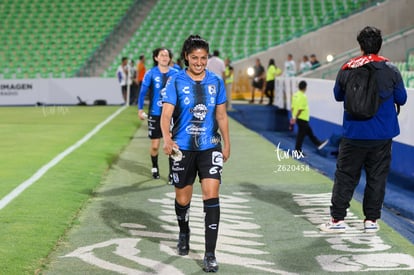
[160,35,230,272]
[138,47,178,179]
[320,26,407,233]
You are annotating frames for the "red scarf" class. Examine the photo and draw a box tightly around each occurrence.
[342,54,389,70]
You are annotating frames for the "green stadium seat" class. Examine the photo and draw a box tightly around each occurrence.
[95,0,385,77]
[0,0,135,79]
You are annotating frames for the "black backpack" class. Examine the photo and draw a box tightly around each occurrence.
[344,62,381,120]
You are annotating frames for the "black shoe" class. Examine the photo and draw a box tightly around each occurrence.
[177,232,190,255]
[151,167,160,179]
[203,253,218,272]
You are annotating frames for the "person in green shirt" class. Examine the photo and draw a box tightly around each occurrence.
[290,80,328,153]
[263,58,282,105]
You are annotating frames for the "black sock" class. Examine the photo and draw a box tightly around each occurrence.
[175,200,190,234]
[204,198,220,255]
[151,155,158,168]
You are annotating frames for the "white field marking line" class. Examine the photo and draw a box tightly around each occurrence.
[0,106,127,210]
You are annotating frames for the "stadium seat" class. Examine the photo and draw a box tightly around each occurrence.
[0,0,135,79]
[1,0,397,81]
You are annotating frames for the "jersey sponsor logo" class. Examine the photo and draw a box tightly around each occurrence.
[185,124,207,135]
[182,86,190,94]
[184,97,190,105]
[211,136,221,145]
[212,151,223,166]
[172,166,184,172]
[190,104,208,120]
[154,76,161,89]
[208,85,216,95]
[161,88,167,98]
[209,97,215,106]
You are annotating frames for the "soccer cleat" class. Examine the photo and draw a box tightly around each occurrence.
[364,219,380,233]
[151,167,160,179]
[317,139,329,150]
[319,219,346,233]
[177,232,190,256]
[203,253,218,273]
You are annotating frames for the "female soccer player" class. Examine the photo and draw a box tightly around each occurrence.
[138,47,178,179]
[160,35,230,272]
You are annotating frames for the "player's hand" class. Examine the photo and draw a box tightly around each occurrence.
[222,147,230,163]
[138,110,147,120]
[163,138,178,156]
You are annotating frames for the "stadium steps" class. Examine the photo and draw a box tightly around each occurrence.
[78,0,157,77]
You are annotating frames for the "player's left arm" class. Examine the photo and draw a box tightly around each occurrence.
[216,103,230,162]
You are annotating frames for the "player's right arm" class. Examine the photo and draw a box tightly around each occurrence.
[160,103,177,155]
[137,71,152,120]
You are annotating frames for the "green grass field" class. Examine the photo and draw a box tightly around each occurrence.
[1,106,414,274]
[0,106,141,274]
[43,118,414,275]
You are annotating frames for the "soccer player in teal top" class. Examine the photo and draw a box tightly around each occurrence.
[138,47,178,179]
[161,35,230,272]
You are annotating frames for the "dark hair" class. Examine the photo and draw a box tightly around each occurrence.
[268,58,275,67]
[298,80,307,90]
[121,57,128,63]
[139,55,145,61]
[176,58,182,68]
[213,50,220,57]
[180,35,209,67]
[357,26,382,55]
[152,47,173,66]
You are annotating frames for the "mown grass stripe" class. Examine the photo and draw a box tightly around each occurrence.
[0,106,127,210]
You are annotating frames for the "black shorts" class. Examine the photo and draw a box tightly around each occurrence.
[252,79,264,89]
[169,148,223,188]
[148,115,162,139]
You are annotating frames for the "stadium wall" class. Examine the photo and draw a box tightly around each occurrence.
[0,76,412,180]
[0,78,124,106]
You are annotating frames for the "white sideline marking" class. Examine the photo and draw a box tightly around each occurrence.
[0,106,127,210]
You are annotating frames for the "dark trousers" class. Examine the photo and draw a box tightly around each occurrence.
[264,80,275,105]
[330,139,392,221]
[130,83,139,105]
[295,119,321,151]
